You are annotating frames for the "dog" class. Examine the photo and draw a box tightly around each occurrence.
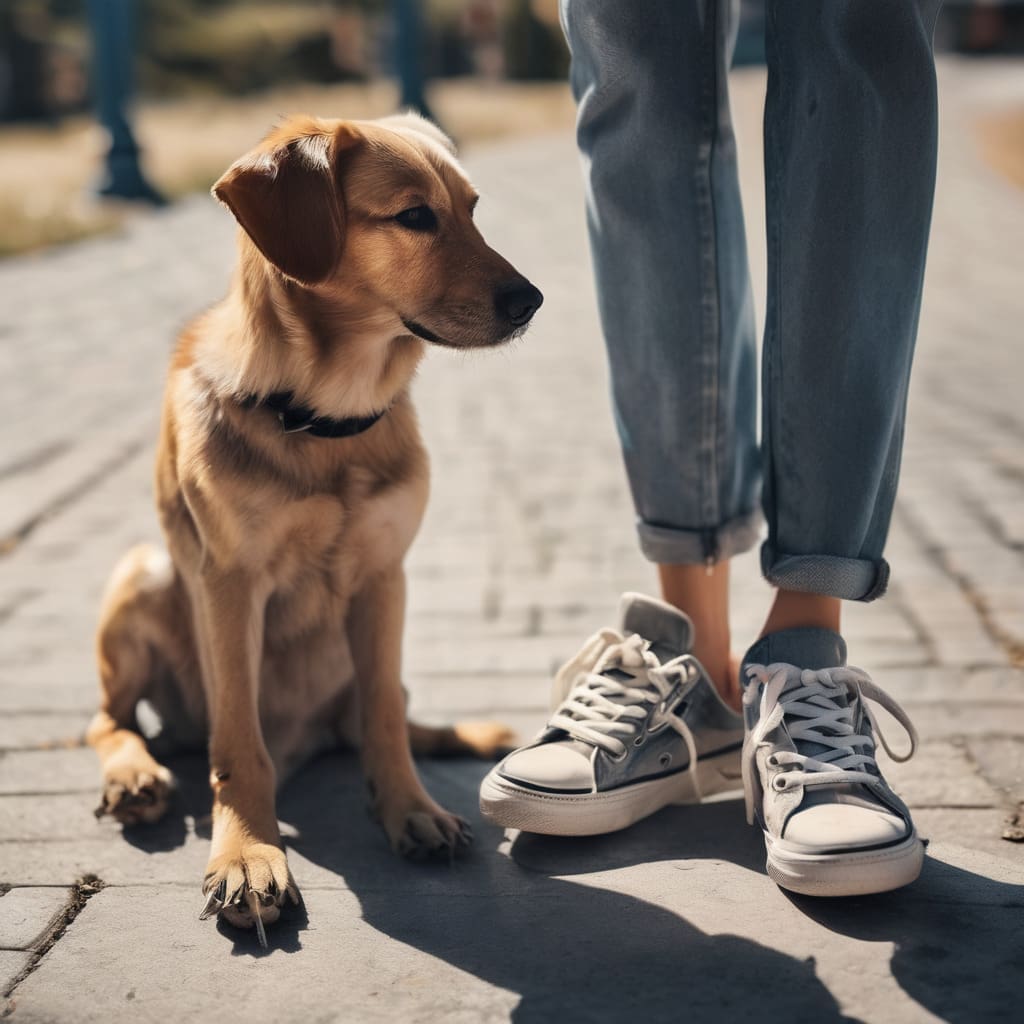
[86,112,542,942]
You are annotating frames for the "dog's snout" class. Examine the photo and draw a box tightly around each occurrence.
[495,279,544,328]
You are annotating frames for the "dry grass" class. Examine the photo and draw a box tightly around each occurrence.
[0,78,574,258]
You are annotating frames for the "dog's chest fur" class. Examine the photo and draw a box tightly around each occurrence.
[261,466,425,647]
[157,382,428,766]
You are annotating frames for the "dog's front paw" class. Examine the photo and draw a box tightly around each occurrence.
[95,761,173,825]
[200,843,299,946]
[377,794,473,861]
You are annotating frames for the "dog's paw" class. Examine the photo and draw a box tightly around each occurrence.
[200,844,299,947]
[379,797,473,861]
[95,763,173,825]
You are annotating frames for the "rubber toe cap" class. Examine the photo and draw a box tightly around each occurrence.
[783,802,909,852]
[499,742,594,792]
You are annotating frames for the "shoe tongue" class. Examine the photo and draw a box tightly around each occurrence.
[594,634,648,684]
[781,665,851,760]
[742,628,851,760]
[618,592,693,664]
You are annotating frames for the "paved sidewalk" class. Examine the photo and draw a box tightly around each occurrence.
[1,59,1022,1023]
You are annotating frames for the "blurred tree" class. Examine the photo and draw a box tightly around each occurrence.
[0,0,572,125]
[0,0,88,121]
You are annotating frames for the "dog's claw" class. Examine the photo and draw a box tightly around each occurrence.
[247,890,268,950]
[200,844,297,943]
[199,888,222,921]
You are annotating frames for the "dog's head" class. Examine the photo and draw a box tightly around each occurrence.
[212,113,542,349]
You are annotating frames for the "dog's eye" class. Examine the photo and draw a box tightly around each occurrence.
[394,206,437,232]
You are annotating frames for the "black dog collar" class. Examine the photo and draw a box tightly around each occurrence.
[243,392,387,439]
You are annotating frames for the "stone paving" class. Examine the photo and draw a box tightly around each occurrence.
[1,58,1022,1023]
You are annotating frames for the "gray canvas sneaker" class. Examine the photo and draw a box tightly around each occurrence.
[479,593,744,836]
[741,628,924,897]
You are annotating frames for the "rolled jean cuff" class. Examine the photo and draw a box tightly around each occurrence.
[637,509,762,566]
[760,543,890,602]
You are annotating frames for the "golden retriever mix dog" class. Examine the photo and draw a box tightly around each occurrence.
[86,112,542,942]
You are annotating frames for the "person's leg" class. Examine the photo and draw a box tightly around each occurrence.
[480,0,757,836]
[744,0,942,897]
[760,0,942,607]
[761,591,840,638]
[658,562,737,708]
[561,0,760,698]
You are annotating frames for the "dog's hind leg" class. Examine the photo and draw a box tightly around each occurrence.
[88,544,183,825]
[407,720,517,760]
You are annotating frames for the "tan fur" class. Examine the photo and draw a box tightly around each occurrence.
[86,113,533,938]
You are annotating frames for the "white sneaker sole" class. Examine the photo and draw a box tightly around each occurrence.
[479,750,742,837]
[764,831,925,897]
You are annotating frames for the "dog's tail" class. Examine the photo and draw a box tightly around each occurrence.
[407,720,518,761]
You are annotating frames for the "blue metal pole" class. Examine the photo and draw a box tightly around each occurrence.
[394,0,433,119]
[86,0,164,203]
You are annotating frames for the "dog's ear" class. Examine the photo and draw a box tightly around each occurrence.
[212,124,360,286]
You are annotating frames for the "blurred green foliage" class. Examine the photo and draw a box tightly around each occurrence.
[135,1,365,96]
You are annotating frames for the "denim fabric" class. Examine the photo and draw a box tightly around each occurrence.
[561,0,941,601]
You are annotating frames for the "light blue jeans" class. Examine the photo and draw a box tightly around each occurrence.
[561,0,942,601]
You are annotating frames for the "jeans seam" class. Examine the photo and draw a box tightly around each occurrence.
[763,1,783,565]
[696,0,721,560]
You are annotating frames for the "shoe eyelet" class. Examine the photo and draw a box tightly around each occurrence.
[610,748,628,763]
[766,754,779,768]
[773,775,788,791]
[659,753,672,768]
[633,735,645,747]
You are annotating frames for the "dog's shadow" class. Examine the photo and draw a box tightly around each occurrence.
[126,751,1023,1018]
[276,754,1022,1023]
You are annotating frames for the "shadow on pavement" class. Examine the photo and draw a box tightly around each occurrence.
[216,898,310,958]
[117,750,312,956]
[279,753,858,1024]
[118,750,208,855]
[115,748,1022,1020]
[787,858,1024,1024]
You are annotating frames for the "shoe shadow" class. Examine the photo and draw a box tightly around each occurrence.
[112,746,1024,1017]
[508,804,1024,1023]
[279,754,859,1023]
[785,856,1024,1024]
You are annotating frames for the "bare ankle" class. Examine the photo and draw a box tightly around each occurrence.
[691,650,740,711]
[657,561,739,711]
[760,589,841,638]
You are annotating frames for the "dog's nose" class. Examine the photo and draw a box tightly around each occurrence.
[495,279,544,327]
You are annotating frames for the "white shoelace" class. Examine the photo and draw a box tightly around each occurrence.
[548,633,700,776]
[741,663,918,824]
